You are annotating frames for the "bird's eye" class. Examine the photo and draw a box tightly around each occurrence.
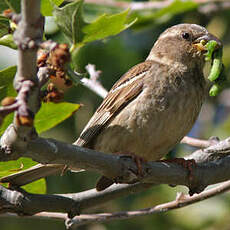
[182,32,190,40]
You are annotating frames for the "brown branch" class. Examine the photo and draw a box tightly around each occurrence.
[66,180,230,229]
[0,0,44,153]
[0,183,151,217]
[0,103,19,119]
[1,135,230,226]
[2,178,230,228]
[0,212,66,221]
[1,136,230,194]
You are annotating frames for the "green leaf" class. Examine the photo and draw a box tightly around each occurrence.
[22,178,46,194]
[0,65,17,101]
[0,113,13,136]
[0,67,80,134]
[0,0,21,13]
[35,102,81,134]
[0,16,10,38]
[53,1,136,49]
[0,158,37,178]
[83,3,123,22]
[0,34,17,49]
[0,157,46,194]
[0,16,17,49]
[41,0,64,16]
[82,9,136,44]
[0,66,16,136]
[53,0,86,45]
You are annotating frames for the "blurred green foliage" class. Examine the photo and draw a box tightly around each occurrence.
[1,0,230,230]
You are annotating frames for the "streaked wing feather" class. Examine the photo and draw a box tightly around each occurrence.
[75,61,154,147]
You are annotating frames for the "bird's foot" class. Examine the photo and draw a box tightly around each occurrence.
[159,158,197,194]
[96,152,146,191]
[115,151,146,176]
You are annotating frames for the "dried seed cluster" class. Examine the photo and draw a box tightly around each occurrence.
[37,43,72,103]
[37,43,72,87]
[41,83,64,103]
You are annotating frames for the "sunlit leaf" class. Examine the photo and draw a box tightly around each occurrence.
[82,9,136,44]
[35,102,81,134]
[0,65,17,101]
[83,3,121,22]
[41,0,64,16]
[0,158,37,178]
[0,158,46,194]
[52,1,136,49]
[53,0,86,44]
[0,113,13,136]
[0,66,16,136]
[0,34,17,49]
[22,179,46,194]
[0,16,10,38]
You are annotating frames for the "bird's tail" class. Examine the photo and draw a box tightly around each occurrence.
[0,164,83,187]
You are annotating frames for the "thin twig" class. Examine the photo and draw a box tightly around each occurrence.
[0,103,19,119]
[0,212,66,221]
[82,64,108,98]
[2,179,230,228]
[68,64,108,99]
[66,180,230,228]
[2,0,43,142]
[0,183,152,216]
[180,136,219,148]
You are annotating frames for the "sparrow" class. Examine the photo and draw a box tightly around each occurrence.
[0,24,222,191]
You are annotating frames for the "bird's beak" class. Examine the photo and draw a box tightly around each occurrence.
[193,34,222,52]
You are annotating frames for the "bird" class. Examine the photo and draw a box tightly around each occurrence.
[0,23,222,191]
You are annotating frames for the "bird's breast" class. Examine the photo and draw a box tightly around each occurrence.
[93,70,206,161]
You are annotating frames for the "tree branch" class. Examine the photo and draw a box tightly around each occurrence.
[0,0,43,153]
[2,176,230,228]
[1,136,230,194]
[67,64,108,99]
[180,136,219,148]
[0,183,152,217]
[66,180,230,229]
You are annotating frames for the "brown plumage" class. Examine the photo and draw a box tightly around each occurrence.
[0,24,222,190]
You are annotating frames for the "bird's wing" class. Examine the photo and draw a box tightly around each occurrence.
[74,61,154,147]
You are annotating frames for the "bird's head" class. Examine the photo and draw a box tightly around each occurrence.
[147,24,222,69]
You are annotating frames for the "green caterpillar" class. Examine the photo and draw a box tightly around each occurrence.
[204,40,224,96]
